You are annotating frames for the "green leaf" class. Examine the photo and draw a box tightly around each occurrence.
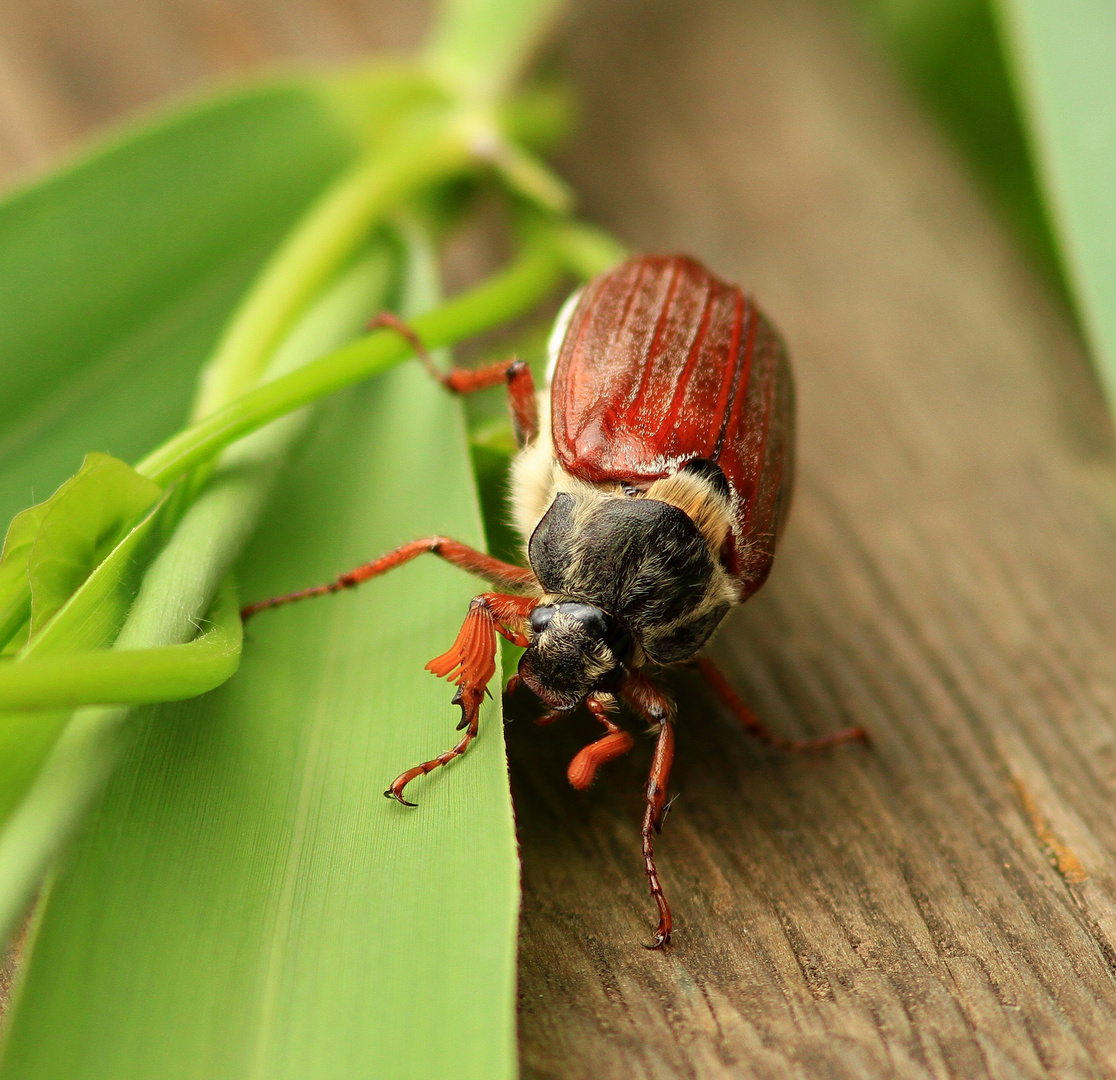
[0,491,175,833]
[0,75,381,854]
[22,454,161,635]
[0,219,567,938]
[0,202,521,1076]
[0,243,401,940]
[0,453,162,648]
[0,80,361,525]
[992,0,1116,408]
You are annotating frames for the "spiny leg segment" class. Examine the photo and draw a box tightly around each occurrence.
[240,538,536,621]
[617,671,678,949]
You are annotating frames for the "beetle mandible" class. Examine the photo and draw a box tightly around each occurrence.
[243,254,866,948]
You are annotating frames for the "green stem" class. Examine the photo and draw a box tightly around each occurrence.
[0,578,241,711]
[425,0,564,103]
[548,218,629,279]
[190,118,472,419]
[137,237,566,486]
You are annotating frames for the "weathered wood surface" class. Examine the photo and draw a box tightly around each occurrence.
[4,1,1116,1077]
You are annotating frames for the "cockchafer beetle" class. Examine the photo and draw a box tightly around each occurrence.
[243,254,866,948]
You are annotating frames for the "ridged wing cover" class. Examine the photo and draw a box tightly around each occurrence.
[551,255,795,597]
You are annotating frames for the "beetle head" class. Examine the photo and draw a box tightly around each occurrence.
[518,601,631,710]
[526,490,734,668]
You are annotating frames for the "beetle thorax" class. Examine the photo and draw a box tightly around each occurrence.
[524,480,738,667]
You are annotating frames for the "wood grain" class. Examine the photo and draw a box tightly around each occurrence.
[4,1,1116,1077]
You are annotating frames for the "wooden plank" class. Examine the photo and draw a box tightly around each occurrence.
[3,0,1116,1076]
[518,2,1116,1077]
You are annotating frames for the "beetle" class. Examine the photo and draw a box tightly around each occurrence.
[242,254,865,947]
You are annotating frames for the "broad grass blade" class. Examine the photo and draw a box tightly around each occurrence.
[0,366,519,1080]
[993,0,1116,407]
[0,77,367,866]
[0,244,401,948]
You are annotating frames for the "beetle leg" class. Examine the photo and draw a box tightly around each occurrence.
[621,668,674,730]
[382,705,481,808]
[439,357,537,447]
[368,312,538,444]
[642,718,675,949]
[501,359,539,446]
[384,593,535,806]
[241,538,537,620]
[567,695,635,789]
[616,671,677,947]
[694,656,869,750]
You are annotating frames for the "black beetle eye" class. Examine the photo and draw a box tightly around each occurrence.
[551,601,631,666]
[553,602,607,639]
[680,457,731,499]
[529,605,555,635]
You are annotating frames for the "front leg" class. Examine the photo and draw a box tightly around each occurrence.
[621,670,678,948]
[566,695,635,790]
[642,717,676,949]
[384,593,535,806]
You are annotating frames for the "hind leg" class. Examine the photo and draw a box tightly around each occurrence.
[368,312,538,443]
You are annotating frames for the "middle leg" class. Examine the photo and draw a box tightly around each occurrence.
[241,537,537,621]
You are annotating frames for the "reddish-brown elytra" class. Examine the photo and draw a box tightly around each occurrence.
[242,256,867,948]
